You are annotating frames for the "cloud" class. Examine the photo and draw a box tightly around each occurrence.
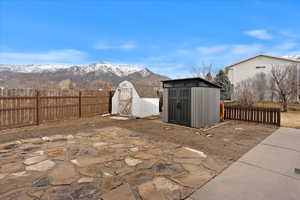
[119,43,136,49]
[0,49,87,64]
[176,49,191,55]
[245,29,273,40]
[94,42,137,50]
[279,30,299,39]
[197,45,227,54]
[230,44,263,55]
[275,42,298,51]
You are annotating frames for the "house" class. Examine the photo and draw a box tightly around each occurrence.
[162,77,221,128]
[111,80,159,118]
[226,54,300,102]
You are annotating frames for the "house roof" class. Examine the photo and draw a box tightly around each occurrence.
[161,77,221,88]
[226,54,300,70]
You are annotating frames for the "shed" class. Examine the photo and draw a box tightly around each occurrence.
[111,80,159,118]
[162,77,221,128]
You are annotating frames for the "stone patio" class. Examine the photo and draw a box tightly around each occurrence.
[0,126,217,200]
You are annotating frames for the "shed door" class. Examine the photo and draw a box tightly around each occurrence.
[118,88,133,116]
[168,88,191,126]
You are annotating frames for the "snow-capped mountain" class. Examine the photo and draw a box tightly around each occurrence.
[284,53,300,61]
[0,62,169,89]
[0,64,73,73]
[0,63,147,77]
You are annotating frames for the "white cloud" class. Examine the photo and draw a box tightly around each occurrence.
[275,42,298,51]
[94,42,137,50]
[230,44,263,55]
[0,49,87,64]
[197,45,227,54]
[119,43,136,49]
[176,49,192,55]
[245,29,273,40]
[279,30,299,39]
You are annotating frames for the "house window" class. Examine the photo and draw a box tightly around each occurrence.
[256,66,266,69]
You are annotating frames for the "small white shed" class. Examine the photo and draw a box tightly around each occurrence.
[111,80,160,118]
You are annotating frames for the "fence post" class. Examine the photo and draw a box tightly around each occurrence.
[277,109,281,126]
[79,91,82,118]
[109,90,113,113]
[36,90,40,125]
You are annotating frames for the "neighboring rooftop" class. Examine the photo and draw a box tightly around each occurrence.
[226,54,300,69]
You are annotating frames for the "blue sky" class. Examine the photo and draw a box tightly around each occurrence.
[0,0,300,77]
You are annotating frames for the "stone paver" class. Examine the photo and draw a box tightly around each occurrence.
[77,177,94,183]
[24,155,47,165]
[0,174,7,180]
[138,181,166,200]
[49,162,78,185]
[125,157,143,166]
[0,126,217,199]
[25,160,56,171]
[101,183,135,200]
[0,163,23,173]
[71,156,113,167]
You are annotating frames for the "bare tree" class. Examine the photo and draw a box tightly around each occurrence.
[252,72,268,102]
[190,62,216,78]
[102,80,111,90]
[234,79,254,106]
[87,80,101,90]
[270,64,298,112]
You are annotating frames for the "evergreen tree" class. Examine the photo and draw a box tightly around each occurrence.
[205,72,213,81]
[214,70,232,100]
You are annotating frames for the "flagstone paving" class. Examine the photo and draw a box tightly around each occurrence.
[0,126,218,200]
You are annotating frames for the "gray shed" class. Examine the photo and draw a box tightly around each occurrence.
[162,77,221,128]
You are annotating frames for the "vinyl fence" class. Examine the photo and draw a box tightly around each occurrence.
[224,105,281,126]
[0,88,110,130]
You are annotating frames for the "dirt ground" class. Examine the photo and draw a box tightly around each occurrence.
[0,116,277,165]
[281,111,300,129]
[0,116,277,200]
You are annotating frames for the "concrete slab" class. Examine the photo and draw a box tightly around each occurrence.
[262,127,300,152]
[191,162,300,200]
[239,144,300,179]
[191,128,300,200]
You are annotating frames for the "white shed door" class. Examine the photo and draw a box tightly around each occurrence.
[118,88,133,116]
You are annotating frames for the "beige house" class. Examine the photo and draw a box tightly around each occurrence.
[226,54,300,102]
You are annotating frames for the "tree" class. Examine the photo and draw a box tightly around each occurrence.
[102,80,111,90]
[214,70,232,100]
[233,79,254,106]
[205,72,213,81]
[59,79,76,90]
[190,62,216,78]
[252,72,268,102]
[87,80,101,90]
[270,64,298,112]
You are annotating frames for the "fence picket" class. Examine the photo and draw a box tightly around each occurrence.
[0,89,110,130]
[224,105,280,126]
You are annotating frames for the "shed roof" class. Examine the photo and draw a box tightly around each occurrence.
[133,83,159,98]
[118,80,159,98]
[162,77,221,88]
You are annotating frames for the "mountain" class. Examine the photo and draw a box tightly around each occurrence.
[284,53,300,61]
[0,63,169,89]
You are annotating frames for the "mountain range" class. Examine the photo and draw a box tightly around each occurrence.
[0,63,169,89]
[285,53,300,61]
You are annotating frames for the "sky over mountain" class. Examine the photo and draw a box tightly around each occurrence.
[0,0,300,78]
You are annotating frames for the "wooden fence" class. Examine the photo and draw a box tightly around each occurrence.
[0,88,110,130]
[224,105,281,126]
